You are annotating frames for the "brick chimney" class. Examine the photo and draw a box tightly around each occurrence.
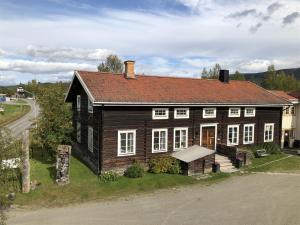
[124,60,135,79]
[219,69,229,83]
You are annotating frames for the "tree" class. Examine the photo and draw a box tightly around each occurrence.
[262,65,300,91]
[33,83,72,159]
[201,64,221,79]
[0,128,21,225]
[97,54,123,73]
[231,70,245,80]
[201,68,208,77]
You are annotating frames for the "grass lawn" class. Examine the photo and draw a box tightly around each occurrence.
[12,156,230,207]
[246,153,300,173]
[0,104,31,126]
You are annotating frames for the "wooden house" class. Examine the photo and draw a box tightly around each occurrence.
[65,61,289,174]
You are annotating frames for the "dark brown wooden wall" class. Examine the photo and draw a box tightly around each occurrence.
[70,77,101,173]
[101,106,281,171]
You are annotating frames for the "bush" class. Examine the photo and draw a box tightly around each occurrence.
[99,171,119,183]
[247,142,281,155]
[124,163,144,178]
[148,156,181,174]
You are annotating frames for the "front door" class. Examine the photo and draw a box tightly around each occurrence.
[201,126,216,150]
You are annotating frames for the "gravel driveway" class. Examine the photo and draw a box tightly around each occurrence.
[8,173,300,225]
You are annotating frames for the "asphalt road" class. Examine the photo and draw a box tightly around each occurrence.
[5,99,39,138]
[8,173,300,225]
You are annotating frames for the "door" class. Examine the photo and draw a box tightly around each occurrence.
[284,130,290,148]
[201,126,216,150]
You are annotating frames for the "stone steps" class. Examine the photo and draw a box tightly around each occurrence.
[215,154,239,173]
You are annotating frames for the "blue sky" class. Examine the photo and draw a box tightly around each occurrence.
[0,0,300,85]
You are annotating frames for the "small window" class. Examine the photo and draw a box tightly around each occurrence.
[244,108,256,117]
[77,95,81,111]
[285,107,290,115]
[243,124,254,144]
[88,99,93,113]
[77,122,81,143]
[152,108,169,120]
[227,125,239,146]
[174,108,189,119]
[88,126,93,152]
[173,128,188,151]
[264,123,274,142]
[291,106,295,115]
[229,108,241,117]
[203,108,216,118]
[118,130,136,156]
[152,129,168,153]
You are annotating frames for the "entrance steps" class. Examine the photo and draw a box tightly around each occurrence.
[215,154,239,173]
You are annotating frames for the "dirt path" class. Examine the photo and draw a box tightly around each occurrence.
[8,173,300,225]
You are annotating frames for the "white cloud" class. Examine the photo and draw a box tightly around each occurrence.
[0,48,5,56]
[26,45,113,61]
[0,59,95,74]
[0,0,300,84]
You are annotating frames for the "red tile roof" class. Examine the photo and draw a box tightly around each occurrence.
[270,90,298,102]
[69,71,289,105]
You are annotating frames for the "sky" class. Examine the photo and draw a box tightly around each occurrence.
[0,0,300,85]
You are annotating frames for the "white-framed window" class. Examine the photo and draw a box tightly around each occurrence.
[76,95,81,111]
[264,123,274,142]
[244,108,256,117]
[173,127,188,151]
[203,108,216,118]
[243,124,254,144]
[229,108,241,117]
[88,99,93,113]
[88,126,93,152]
[174,108,189,119]
[77,122,81,143]
[227,125,239,146]
[152,128,168,153]
[118,130,136,156]
[152,108,169,120]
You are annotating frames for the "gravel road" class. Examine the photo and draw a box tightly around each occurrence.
[7,173,300,225]
[5,99,39,138]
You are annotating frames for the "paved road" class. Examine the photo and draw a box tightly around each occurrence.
[5,99,39,138]
[8,173,300,225]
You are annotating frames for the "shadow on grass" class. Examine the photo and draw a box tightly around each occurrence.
[47,166,56,183]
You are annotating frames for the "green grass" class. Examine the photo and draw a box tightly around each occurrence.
[12,156,230,207]
[246,154,300,173]
[0,104,31,126]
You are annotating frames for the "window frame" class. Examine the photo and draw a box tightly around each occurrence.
[203,108,216,118]
[117,130,136,157]
[228,108,241,118]
[76,95,81,111]
[77,122,81,143]
[264,123,274,142]
[173,127,188,151]
[174,108,189,119]
[88,99,93,113]
[88,126,93,152]
[152,128,168,153]
[227,124,239,146]
[243,124,255,145]
[244,107,256,117]
[152,108,169,120]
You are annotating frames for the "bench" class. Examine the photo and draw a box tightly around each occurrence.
[256,149,270,157]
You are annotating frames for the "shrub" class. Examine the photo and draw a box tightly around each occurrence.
[124,163,144,178]
[148,156,181,174]
[99,171,119,183]
[246,142,281,156]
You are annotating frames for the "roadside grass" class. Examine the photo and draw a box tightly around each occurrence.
[0,104,31,126]
[246,153,300,173]
[13,156,230,207]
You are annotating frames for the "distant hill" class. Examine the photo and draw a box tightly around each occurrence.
[242,68,300,85]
